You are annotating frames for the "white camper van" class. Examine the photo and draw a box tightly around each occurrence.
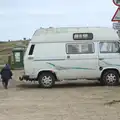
[19,27,120,88]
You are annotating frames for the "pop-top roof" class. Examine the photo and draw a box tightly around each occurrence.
[31,27,119,43]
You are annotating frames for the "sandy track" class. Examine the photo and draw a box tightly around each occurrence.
[0,70,120,120]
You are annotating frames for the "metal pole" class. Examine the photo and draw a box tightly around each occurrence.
[118,6,120,38]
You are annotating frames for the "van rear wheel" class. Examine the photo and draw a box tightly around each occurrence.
[102,70,119,86]
[38,72,55,88]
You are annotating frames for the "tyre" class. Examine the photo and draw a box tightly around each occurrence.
[99,78,105,86]
[102,70,119,86]
[38,72,55,88]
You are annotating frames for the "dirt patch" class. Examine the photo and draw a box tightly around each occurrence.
[0,70,120,120]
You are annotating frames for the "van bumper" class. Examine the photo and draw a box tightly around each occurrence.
[19,75,37,81]
[19,75,30,81]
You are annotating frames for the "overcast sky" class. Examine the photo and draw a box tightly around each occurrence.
[0,0,117,41]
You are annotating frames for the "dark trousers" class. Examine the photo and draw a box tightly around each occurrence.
[2,78,9,88]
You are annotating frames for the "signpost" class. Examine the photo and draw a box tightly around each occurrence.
[113,0,120,6]
[113,22,120,29]
[112,0,120,36]
[112,8,120,21]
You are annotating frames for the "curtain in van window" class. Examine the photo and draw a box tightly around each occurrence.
[81,44,93,53]
[100,42,119,53]
[68,44,79,54]
[67,43,93,54]
[100,42,108,52]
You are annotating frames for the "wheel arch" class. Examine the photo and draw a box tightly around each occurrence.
[101,68,120,78]
[37,70,58,81]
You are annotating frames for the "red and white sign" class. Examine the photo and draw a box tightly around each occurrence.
[112,8,120,22]
[113,0,120,6]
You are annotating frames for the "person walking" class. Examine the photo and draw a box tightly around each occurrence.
[0,64,13,89]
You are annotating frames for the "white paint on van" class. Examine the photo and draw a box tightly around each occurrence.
[22,27,120,81]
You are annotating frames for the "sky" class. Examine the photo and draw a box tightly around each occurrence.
[0,0,118,41]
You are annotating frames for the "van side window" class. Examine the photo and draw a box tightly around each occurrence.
[66,43,94,54]
[28,44,35,55]
[99,42,119,53]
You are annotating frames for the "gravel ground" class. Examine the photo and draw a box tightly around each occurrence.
[0,70,120,120]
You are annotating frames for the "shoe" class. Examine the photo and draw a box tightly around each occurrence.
[2,82,5,87]
[5,85,8,89]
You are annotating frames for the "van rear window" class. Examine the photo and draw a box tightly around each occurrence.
[28,44,35,55]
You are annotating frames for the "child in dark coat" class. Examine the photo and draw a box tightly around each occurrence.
[0,64,13,89]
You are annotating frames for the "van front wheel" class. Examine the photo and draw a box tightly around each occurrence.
[38,72,55,88]
[102,70,119,86]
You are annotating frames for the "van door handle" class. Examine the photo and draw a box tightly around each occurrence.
[67,55,70,59]
[99,58,104,60]
[28,56,34,59]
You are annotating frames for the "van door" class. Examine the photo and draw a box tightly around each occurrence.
[98,41,120,70]
[64,42,100,79]
[24,44,35,78]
